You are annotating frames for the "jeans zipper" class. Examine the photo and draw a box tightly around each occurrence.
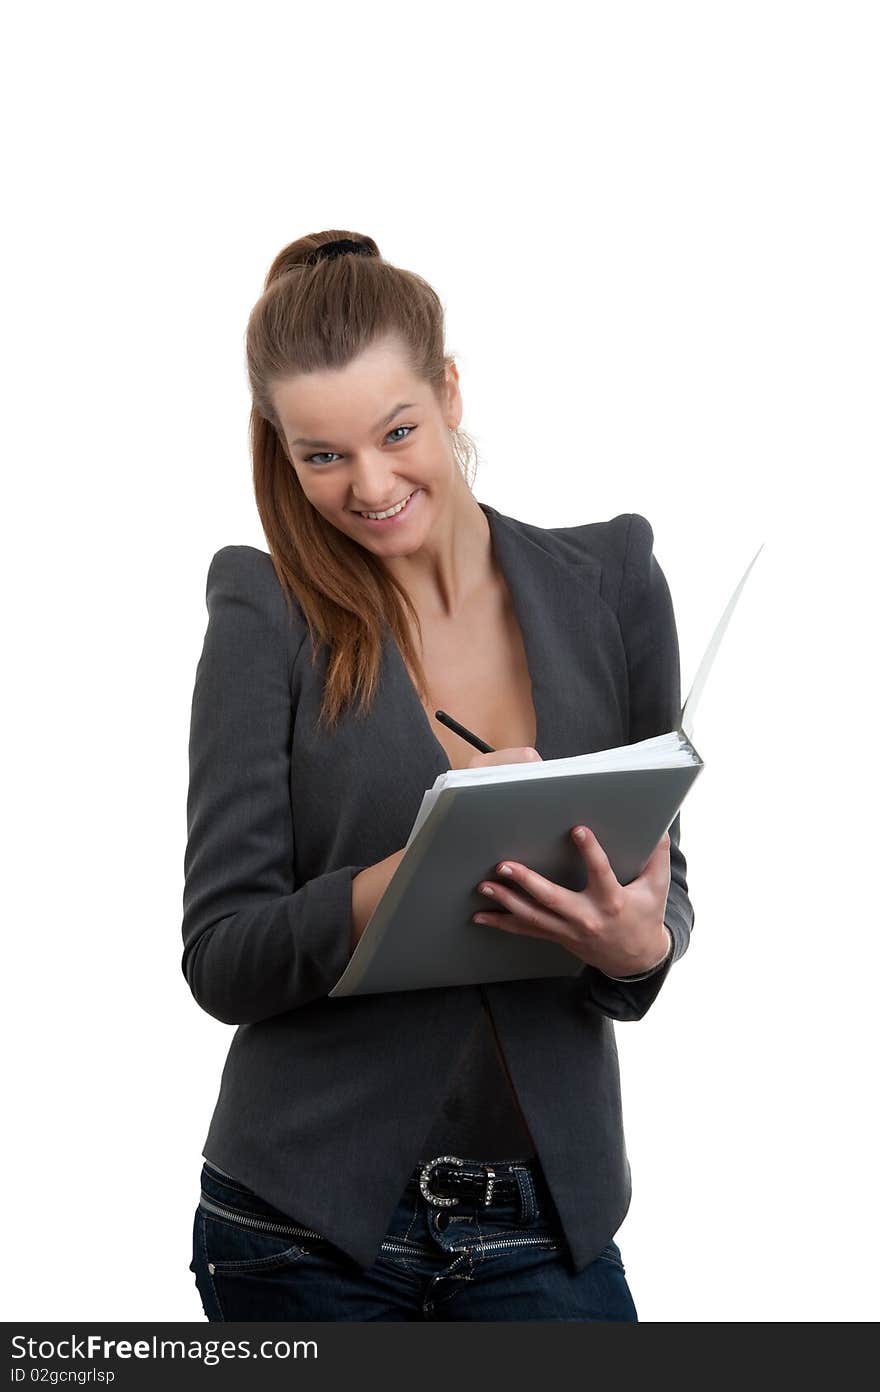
[199,1192,324,1241]
[466,1235,557,1253]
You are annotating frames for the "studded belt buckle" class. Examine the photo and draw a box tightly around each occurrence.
[419,1154,463,1207]
[419,1155,499,1208]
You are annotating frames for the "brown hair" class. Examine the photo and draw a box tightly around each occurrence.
[245,229,479,731]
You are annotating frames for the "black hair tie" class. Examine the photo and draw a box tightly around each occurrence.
[306,238,373,266]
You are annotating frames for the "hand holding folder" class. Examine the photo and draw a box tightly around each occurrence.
[330,542,764,998]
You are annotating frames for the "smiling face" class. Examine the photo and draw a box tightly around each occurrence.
[270,334,465,556]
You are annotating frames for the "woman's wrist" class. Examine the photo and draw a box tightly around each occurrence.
[602,926,673,982]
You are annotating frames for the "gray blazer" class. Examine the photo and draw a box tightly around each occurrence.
[181,500,694,1274]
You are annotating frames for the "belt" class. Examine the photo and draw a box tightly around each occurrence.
[415,1154,524,1208]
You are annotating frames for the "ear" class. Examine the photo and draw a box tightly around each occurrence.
[444,356,463,427]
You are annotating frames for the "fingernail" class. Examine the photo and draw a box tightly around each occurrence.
[498,864,513,876]
[573,827,587,841]
[479,884,496,896]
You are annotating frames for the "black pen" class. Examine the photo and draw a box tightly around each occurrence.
[434,710,495,754]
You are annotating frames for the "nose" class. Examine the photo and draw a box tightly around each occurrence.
[348,455,409,511]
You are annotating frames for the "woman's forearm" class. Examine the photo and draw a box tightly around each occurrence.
[350,848,407,953]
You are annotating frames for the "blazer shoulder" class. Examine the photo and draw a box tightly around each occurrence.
[204,544,305,637]
[547,511,654,578]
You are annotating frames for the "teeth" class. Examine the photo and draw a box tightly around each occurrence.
[360,491,414,520]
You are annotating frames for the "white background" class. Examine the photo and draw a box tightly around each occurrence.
[3,0,877,1323]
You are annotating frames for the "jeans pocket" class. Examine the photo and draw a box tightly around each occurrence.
[198,1171,326,1275]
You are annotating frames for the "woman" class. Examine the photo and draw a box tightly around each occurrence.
[184,230,693,1322]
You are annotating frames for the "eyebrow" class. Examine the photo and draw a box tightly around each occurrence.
[290,402,418,450]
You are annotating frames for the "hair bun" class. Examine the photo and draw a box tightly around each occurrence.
[306,238,375,266]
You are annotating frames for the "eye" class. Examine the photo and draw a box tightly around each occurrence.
[305,424,416,466]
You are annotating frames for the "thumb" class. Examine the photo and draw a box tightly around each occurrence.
[645,830,672,881]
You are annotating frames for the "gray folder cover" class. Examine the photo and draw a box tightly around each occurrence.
[329,542,763,997]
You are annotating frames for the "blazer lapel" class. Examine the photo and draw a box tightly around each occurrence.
[481,502,626,762]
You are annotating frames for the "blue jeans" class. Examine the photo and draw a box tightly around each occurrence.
[190,1157,638,1321]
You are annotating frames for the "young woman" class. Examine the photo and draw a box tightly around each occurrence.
[183,230,693,1322]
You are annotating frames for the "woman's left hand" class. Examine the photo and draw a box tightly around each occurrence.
[472,825,672,978]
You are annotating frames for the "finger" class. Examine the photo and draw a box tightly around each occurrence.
[467,746,542,769]
[642,831,672,885]
[639,830,670,861]
[472,904,557,941]
[490,860,578,920]
[570,826,624,905]
[473,874,590,952]
[476,877,587,947]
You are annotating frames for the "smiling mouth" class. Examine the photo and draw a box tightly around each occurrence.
[352,489,419,520]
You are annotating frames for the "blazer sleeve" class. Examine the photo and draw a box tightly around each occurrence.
[180,545,367,1026]
[578,513,695,1022]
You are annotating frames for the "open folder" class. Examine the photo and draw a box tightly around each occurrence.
[329,542,763,998]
